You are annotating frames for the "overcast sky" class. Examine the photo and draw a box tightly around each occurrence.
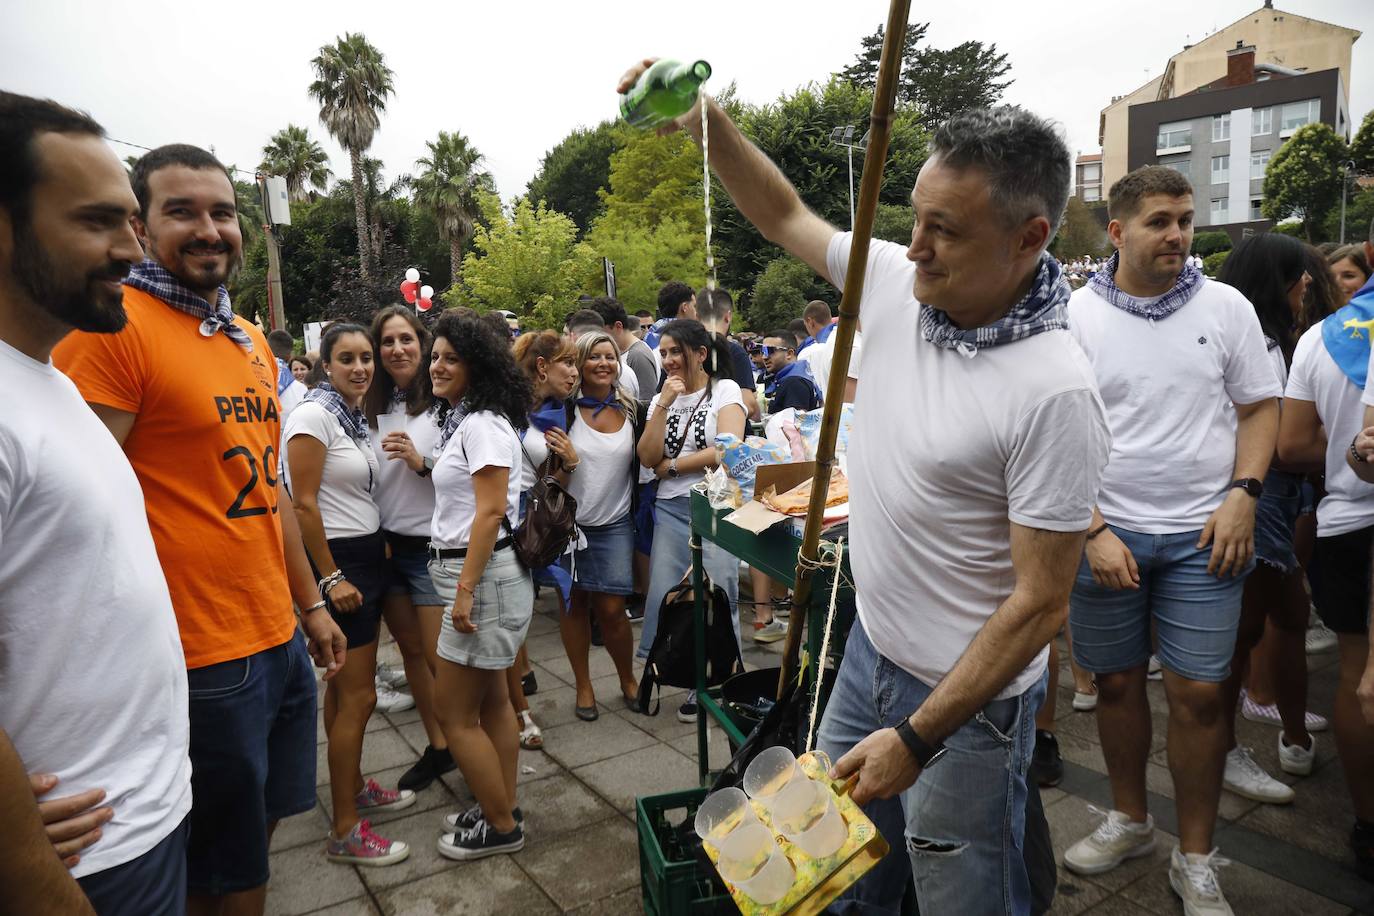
[3,0,1370,204]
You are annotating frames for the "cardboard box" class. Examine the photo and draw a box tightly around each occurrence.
[724,461,848,537]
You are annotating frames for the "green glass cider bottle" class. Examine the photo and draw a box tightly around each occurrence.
[619,59,712,129]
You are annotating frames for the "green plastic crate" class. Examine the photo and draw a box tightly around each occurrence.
[637,787,735,915]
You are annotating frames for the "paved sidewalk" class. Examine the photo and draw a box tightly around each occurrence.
[269,592,1374,915]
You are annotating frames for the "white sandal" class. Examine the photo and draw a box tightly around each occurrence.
[518,710,544,751]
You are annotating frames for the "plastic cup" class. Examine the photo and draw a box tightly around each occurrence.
[376,413,406,440]
[693,787,760,845]
[742,746,806,808]
[716,822,794,904]
[770,777,847,859]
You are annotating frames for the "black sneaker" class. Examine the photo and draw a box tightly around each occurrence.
[441,803,524,833]
[437,819,525,861]
[398,745,456,793]
[677,697,699,724]
[626,595,646,621]
[1353,820,1374,883]
[1030,729,1063,788]
[521,671,538,696]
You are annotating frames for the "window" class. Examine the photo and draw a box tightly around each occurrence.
[1157,120,1192,151]
[1249,199,1264,220]
[1083,186,1101,202]
[1211,155,1229,184]
[1212,113,1231,142]
[1211,198,1229,223]
[1280,98,1319,133]
[1160,157,1189,175]
[1252,107,1273,135]
[1082,164,1100,180]
[1250,150,1271,179]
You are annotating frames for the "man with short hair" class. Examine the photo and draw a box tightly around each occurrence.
[693,287,760,420]
[633,308,652,339]
[797,299,835,353]
[0,91,189,914]
[1063,166,1279,915]
[761,329,821,413]
[621,56,1109,912]
[54,143,346,916]
[266,328,307,416]
[584,295,658,401]
[643,280,695,352]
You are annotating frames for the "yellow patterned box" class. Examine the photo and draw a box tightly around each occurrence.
[702,752,889,915]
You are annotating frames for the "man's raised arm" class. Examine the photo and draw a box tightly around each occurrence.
[617,59,839,284]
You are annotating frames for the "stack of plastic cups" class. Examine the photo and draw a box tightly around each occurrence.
[694,786,795,904]
[743,747,847,859]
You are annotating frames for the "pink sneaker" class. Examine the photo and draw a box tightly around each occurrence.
[325,819,410,866]
[355,778,417,813]
[1239,690,1328,733]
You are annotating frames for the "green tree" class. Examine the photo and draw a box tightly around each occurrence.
[837,23,926,91]
[596,127,705,233]
[525,121,623,236]
[1262,122,1349,242]
[1191,230,1232,258]
[1349,110,1374,175]
[1050,197,1108,260]
[309,32,395,280]
[748,255,834,332]
[579,218,707,316]
[450,193,596,330]
[1323,185,1374,245]
[259,125,332,202]
[870,202,914,245]
[1202,251,1230,277]
[412,130,493,285]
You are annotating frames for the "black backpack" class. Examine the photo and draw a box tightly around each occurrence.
[636,574,744,715]
[506,441,579,570]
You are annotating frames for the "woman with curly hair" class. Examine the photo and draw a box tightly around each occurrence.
[426,314,535,861]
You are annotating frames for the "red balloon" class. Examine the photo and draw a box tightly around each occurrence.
[403,288,418,304]
[400,280,419,295]
[417,297,433,312]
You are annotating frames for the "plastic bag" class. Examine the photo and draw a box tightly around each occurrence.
[714,433,790,502]
[797,404,854,460]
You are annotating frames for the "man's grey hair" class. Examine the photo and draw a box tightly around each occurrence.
[929,106,1071,239]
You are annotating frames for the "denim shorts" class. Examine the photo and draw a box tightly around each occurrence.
[571,512,635,595]
[429,545,534,669]
[633,481,657,555]
[1309,526,1373,635]
[1253,469,1303,573]
[78,816,187,916]
[384,532,442,606]
[1069,526,1249,682]
[321,530,388,648]
[185,631,317,895]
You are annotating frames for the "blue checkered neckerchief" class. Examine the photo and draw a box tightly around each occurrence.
[303,381,370,444]
[919,252,1070,358]
[437,402,469,453]
[1088,251,1203,322]
[123,259,253,351]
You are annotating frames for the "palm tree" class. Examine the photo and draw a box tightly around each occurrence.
[308,33,394,280]
[259,125,332,202]
[412,130,493,283]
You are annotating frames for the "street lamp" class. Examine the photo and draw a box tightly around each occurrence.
[1340,159,1357,244]
[829,125,870,231]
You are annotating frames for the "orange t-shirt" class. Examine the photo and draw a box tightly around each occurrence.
[53,286,296,669]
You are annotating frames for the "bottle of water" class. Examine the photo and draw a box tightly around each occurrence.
[619,59,712,129]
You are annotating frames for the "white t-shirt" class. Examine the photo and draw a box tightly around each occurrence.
[1068,281,1281,533]
[799,331,862,400]
[1267,344,1289,393]
[828,233,1110,698]
[1288,325,1374,536]
[282,401,381,539]
[568,411,636,526]
[619,361,640,400]
[0,338,191,878]
[431,410,522,549]
[372,400,440,537]
[647,378,746,500]
[518,424,553,493]
[278,378,308,418]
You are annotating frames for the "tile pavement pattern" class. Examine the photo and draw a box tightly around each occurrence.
[270,591,1374,915]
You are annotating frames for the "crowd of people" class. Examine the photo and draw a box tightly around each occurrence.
[3,63,1374,916]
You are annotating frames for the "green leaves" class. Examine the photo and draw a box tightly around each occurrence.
[259,125,332,202]
[1261,123,1349,242]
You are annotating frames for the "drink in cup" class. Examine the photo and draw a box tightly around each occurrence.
[716,822,795,905]
[693,787,760,847]
[742,746,808,812]
[769,776,847,859]
[376,412,406,443]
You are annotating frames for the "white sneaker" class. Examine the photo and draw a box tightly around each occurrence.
[1305,622,1337,654]
[1072,689,1098,712]
[1277,732,1316,776]
[1239,690,1329,732]
[1223,746,1294,803]
[752,619,788,644]
[375,683,416,713]
[1147,655,1163,680]
[376,662,408,689]
[1063,806,1155,875]
[1169,847,1234,916]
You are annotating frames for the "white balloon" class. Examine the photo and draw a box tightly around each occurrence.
[420,285,434,299]
[405,267,420,283]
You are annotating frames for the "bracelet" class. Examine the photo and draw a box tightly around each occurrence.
[563,461,580,472]
[301,600,327,614]
[1085,523,1110,541]
[456,581,476,596]
[1352,435,1368,464]
[318,570,346,595]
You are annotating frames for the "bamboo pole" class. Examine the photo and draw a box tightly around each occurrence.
[777,0,911,698]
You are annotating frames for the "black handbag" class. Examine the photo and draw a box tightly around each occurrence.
[636,574,744,716]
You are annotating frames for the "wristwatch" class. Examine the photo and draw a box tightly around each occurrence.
[1352,435,1369,464]
[894,718,947,769]
[416,456,435,478]
[1230,477,1263,497]
[667,458,680,479]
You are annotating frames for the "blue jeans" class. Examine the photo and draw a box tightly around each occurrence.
[637,496,740,659]
[78,816,188,915]
[1069,526,1249,682]
[817,624,1046,915]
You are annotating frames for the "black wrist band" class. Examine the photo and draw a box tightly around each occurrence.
[894,718,945,768]
[1086,523,1109,540]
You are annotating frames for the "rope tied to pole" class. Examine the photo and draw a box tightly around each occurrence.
[805,537,846,753]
